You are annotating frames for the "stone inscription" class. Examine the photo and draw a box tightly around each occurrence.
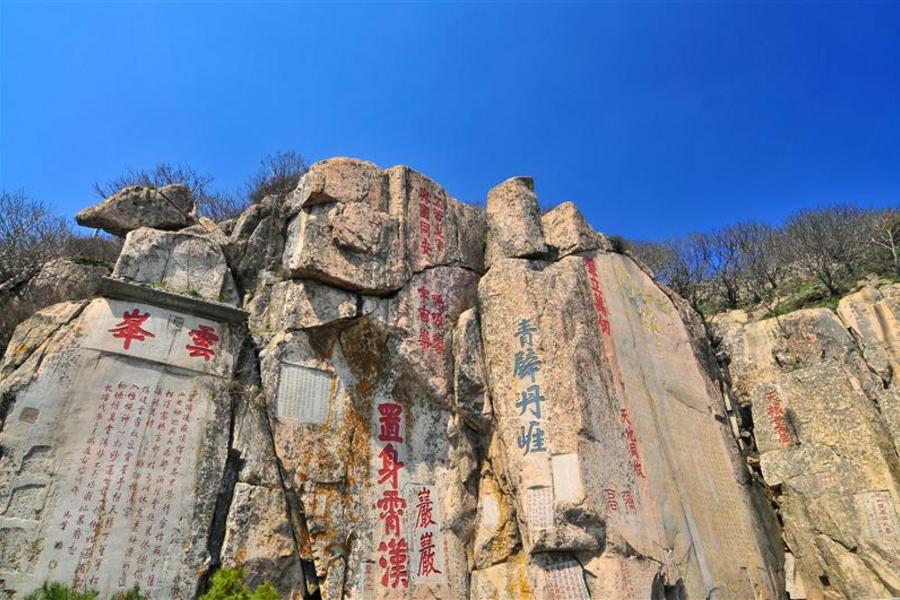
[513,318,549,455]
[373,400,409,590]
[583,256,647,480]
[620,407,647,479]
[407,484,446,585]
[83,299,231,377]
[276,364,332,424]
[856,490,898,538]
[544,559,590,600]
[416,186,446,258]
[416,286,447,358]
[526,486,554,530]
[40,377,197,595]
[764,388,791,447]
[583,256,611,336]
[602,484,638,516]
[108,306,219,361]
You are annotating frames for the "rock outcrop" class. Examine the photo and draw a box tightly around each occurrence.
[2,155,897,599]
[76,184,197,237]
[715,287,900,600]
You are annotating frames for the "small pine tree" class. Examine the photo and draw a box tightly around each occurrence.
[200,568,282,600]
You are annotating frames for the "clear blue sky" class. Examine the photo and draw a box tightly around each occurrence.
[1,2,898,240]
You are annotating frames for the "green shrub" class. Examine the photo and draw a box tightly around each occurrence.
[23,583,146,600]
[200,568,281,600]
[23,582,98,600]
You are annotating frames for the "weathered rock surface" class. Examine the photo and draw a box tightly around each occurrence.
[540,201,601,258]
[15,259,110,303]
[477,252,781,598]
[0,292,241,598]
[76,184,197,236]
[484,177,547,265]
[7,157,899,600]
[112,227,240,305]
[0,259,110,356]
[283,158,485,295]
[716,292,900,600]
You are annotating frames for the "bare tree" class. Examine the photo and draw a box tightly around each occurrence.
[0,191,70,287]
[729,222,791,303]
[665,233,714,314]
[783,206,871,295]
[93,163,245,222]
[869,208,900,275]
[628,240,674,280]
[242,150,308,204]
[707,226,746,310]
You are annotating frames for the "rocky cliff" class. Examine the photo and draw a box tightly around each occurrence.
[0,157,897,600]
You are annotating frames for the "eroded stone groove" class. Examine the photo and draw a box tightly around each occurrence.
[0,156,898,599]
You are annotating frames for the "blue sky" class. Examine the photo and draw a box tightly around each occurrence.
[1,2,898,241]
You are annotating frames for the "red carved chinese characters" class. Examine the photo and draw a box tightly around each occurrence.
[416,286,446,357]
[621,489,638,514]
[583,255,649,506]
[417,187,446,259]
[603,487,619,513]
[620,407,646,478]
[378,537,410,589]
[377,402,403,443]
[374,401,409,589]
[185,324,219,361]
[109,309,154,350]
[764,389,791,447]
[583,257,611,336]
[60,379,197,593]
[412,486,443,580]
[417,531,441,578]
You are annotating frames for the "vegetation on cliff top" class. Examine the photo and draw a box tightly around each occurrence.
[627,204,899,318]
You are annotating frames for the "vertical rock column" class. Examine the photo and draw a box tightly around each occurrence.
[239,158,486,599]
[475,178,782,599]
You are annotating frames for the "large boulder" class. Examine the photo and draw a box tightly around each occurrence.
[282,158,485,295]
[540,201,600,258]
[76,184,197,236]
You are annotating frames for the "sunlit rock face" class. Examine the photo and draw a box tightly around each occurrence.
[6,155,898,599]
[0,295,241,598]
[716,289,900,600]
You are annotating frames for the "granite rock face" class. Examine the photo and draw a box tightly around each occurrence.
[716,286,900,600]
[6,156,898,599]
[112,227,240,305]
[0,295,241,598]
[484,177,547,265]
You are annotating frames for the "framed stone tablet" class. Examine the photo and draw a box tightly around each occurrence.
[276,363,333,424]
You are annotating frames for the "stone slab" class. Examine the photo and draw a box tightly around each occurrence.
[0,297,235,598]
[276,363,333,425]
